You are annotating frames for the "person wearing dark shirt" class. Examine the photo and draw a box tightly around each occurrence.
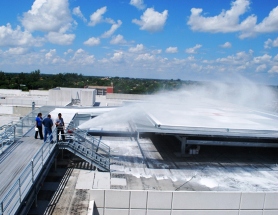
[42,114,53,143]
[55,113,65,142]
[35,112,43,140]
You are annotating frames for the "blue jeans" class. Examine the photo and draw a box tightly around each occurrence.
[44,127,52,142]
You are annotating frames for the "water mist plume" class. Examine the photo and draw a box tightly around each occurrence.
[78,80,278,130]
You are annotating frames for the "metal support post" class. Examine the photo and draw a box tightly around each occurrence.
[54,157,57,171]
[181,137,187,156]
[31,160,34,183]
[41,149,43,165]
[1,202,4,214]
[35,188,38,208]
[13,125,16,143]
[19,179,22,203]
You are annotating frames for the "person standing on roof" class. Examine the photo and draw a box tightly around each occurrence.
[55,113,65,142]
[35,112,43,140]
[42,114,53,143]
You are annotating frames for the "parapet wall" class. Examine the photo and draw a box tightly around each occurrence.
[90,190,278,215]
[0,106,32,115]
[106,93,151,100]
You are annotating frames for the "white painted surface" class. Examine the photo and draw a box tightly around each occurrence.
[93,172,110,189]
[87,200,94,215]
[105,190,130,208]
[240,192,265,209]
[76,170,95,189]
[0,106,13,114]
[110,178,127,186]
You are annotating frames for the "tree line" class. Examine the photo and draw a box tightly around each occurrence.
[0,70,199,94]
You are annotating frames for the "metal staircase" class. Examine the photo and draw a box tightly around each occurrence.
[58,129,110,171]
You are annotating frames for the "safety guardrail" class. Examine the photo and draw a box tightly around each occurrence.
[0,106,54,155]
[59,129,110,171]
[0,125,15,155]
[0,129,57,215]
[74,129,110,154]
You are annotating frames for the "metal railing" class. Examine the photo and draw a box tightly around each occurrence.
[0,129,57,215]
[0,110,111,214]
[59,129,110,171]
[0,125,15,155]
[0,106,55,155]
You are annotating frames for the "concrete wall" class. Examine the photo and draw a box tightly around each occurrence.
[48,89,72,106]
[13,106,32,115]
[90,190,278,215]
[80,89,96,106]
[0,106,13,114]
[0,89,22,96]
[60,87,81,100]
[29,90,49,96]
[0,98,49,106]
[0,106,32,115]
[106,93,151,100]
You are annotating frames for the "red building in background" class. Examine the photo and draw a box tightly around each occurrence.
[86,86,113,95]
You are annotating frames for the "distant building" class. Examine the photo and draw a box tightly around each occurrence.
[86,86,113,95]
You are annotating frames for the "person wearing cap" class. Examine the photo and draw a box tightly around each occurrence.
[55,113,65,142]
[42,114,53,143]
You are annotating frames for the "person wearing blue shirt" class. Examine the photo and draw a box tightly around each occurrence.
[35,112,43,140]
[42,114,53,143]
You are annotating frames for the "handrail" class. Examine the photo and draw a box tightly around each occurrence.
[73,129,110,154]
[0,106,53,155]
[59,130,110,171]
[0,129,57,215]
[0,120,111,214]
[0,125,15,155]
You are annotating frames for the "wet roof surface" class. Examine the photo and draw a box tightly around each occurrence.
[102,134,278,191]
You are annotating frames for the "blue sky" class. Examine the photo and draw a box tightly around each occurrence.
[0,0,278,85]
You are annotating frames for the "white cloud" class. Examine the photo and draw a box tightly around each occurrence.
[268,65,278,73]
[264,37,278,49]
[64,49,73,55]
[185,44,202,54]
[188,0,250,33]
[256,64,267,72]
[130,0,146,10]
[73,6,87,22]
[88,6,114,26]
[220,42,232,48]
[71,48,95,65]
[45,49,56,60]
[89,6,106,26]
[46,32,75,45]
[21,0,73,33]
[216,51,252,64]
[84,37,101,46]
[152,49,162,54]
[0,24,43,47]
[101,20,122,38]
[165,46,178,53]
[129,44,144,52]
[274,54,278,61]
[110,34,126,44]
[187,0,278,38]
[111,51,124,62]
[254,7,278,33]
[132,8,168,32]
[5,47,29,55]
[253,54,272,64]
[135,53,155,61]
